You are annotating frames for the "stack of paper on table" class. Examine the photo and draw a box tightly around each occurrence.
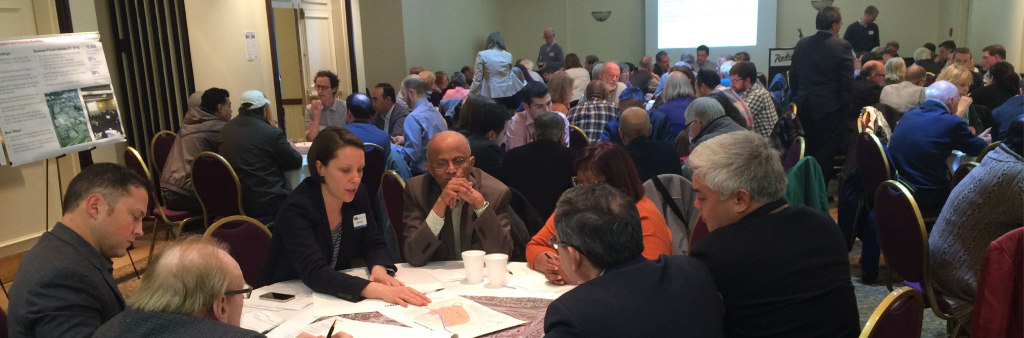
[378,292,525,338]
[507,274,576,294]
[240,309,285,333]
[281,316,453,338]
[247,281,314,311]
[312,267,444,316]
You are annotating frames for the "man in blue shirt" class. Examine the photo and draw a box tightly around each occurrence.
[343,93,390,158]
[392,76,447,175]
[888,81,991,213]
[991,77,1024,141]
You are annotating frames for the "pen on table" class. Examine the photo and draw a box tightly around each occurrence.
[424,288,445,294]
[325,319,336,338]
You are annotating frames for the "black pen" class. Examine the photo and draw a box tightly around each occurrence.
[325,319,336,338]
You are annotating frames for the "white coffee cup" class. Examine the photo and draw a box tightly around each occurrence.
[462,250,486,283]
[484,253,509,287]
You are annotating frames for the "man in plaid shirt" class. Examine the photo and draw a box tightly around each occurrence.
[730,61,778,138]
[568,81,619,143]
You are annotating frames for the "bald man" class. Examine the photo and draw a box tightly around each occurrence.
[537,28,564,77]
[851,60,885,119]
[881,64,928,113]
[620,107,683,182]
[629,56,659,95]
[402,131,514,267]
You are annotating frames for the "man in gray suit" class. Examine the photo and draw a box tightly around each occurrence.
[370,82,409,138]
[8,163,151,338]
[93,237,353,338]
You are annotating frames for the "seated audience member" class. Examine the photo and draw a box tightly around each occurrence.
[938,65,985,133]
[392,76,448,175]
[686,97,746,152]
[730,61,778,138]
[371,83,409,138]
[543,184,724,338]
[853,60,885,116]
[929,117,1024,333]
[888,81,991,213]
[883,57,906,85]
[913,47,943,74]
[885,41,900,57]
[435,71,449,95]
[694,69,752,128]
[880,64,927,114]
[9,163,150,338]
[305,70,347,141]
[629,55,659,94]
[718,60,735,87]
[935,40,956,65]
[586,62,626,105]
[601,87,672,144]
[564,54,591,101]
[527,142,672,285]
[343,93,390,157]
[617,62,632,87]
[620,107,682,182]
[518,60,542,83]
[951,47,984,92]
[402,131,513,267]
[219,91,303,218]
[688,131,860,337]
[506,81,569,150]
[717,54,735,70]
[460,66,474,88]
[971,61,1020,111]
[567,81,618,143]
[652,51,669,76]
[547,71,574,115]
[160,89,228,213]
[733,52,750,62]
[991,77,1024,141]
[419,71,443,107]
[454,94,493,132]
[95,237,353,338]
[693,45,717,73]
[503,112,577,219]
[442,72,470,101]
[881,50,895,64]
[260,127,429,306]
[464,102,511,179]
[980,44,1005,72]
[659,72,698,138]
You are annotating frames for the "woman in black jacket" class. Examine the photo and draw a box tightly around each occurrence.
[258,127,430,307]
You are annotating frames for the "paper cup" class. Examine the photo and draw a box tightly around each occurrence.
[484,253,509,287]
[463,250,486,283]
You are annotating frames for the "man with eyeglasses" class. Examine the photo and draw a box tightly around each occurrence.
[402,131,513,267]
[851,60,885,119]
[94,237,352,338]
[305,70,348,141]
[543,184,724,337]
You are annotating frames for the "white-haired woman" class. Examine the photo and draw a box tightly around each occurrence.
[883,57,906,85]
[658,71,698,139]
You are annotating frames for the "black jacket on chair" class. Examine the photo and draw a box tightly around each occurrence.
[625,135,682,183]
[502,139,577,220]
[544,255,725,338]
[258,177,396,302]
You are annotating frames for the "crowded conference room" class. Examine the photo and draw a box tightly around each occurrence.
[0,0,1022,337]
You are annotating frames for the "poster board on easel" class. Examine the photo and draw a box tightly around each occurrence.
[0,32,125,166]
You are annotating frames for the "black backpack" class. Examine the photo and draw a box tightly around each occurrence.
[769,95,804,153]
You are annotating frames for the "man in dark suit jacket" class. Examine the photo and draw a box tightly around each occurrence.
[370,82,409,138]
[94,238,274,338]
[543,184,724,338]
[462,102,510,180]
[503,112,577,220]
[620,107,682,182]
[8,163,151,338]
[790,6,855,180]
[403,131,513,267]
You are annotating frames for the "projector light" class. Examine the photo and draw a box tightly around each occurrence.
[811,0,834,10]
[592,11,611,22]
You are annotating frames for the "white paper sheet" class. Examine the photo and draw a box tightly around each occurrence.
[312,268,444,316]
[282,316,453,338]
[506,274,576,294]
[378,293,525,338]
[240,308,285,333]
[246,281,314,311]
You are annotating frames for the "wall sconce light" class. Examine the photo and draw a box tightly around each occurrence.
[811,0,833,10]
[592,11,611,22]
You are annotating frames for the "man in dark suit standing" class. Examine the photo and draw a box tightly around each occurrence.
[370,82,409,138]
[791,6,855,180]
[503,112,577,220]
[620,107,682,182]
[8,163,151,338]
[543,184,724,338]
[842,6,879,54]
[402,131,513,267]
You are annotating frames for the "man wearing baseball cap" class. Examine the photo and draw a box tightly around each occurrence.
[219,90,303,218]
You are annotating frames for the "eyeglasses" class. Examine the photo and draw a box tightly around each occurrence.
[549,235,570,250]
[225,284,253,299]
[314,84,332,91]
[431,157,468,170]
[571,176,606,187]
[684,120,695,131]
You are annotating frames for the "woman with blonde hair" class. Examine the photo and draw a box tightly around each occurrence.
[937,65,984,132]
[547,71,574,114]
[883,57,906,85]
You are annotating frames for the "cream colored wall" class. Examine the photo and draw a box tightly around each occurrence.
[776,0,941,53]
[966,0,1024,68]
[184,0,277,123]
[500,0,567,68]
[356,0,407,88]
[401,0,500,76]
[561,0,646,65]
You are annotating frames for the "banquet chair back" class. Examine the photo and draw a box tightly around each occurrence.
[202,215,272,284]
[924,72,936,86]
[125,146,201,262]
[380,170,407,261]
[977,142,1001,161]
[873,180,955,321]
[782,136,805,171]
[363,143,387,202]
[150,130,177,178]
[950,162,978,189]
[860,287,924,338]
[567,125,590,151]
[191,152,245,226]
[856,132,892,207]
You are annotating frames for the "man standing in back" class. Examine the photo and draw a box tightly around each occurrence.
[537,28,564,79]
[790,6,855,180]
[843,6,880,54]
[8,163,150,338]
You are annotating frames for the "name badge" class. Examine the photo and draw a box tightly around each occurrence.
[549,52,554,56]
[353,214,368,229]
[868,31,874,35]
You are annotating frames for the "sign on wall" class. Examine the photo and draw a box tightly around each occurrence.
[767,47,795,85]
[0,32,125,166]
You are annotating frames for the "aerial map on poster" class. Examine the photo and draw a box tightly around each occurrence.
[0,32,124,166]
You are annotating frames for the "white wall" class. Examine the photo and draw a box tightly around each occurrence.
[966,0,1024,68]
[401,0,501,75]
[776,0,942,55]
